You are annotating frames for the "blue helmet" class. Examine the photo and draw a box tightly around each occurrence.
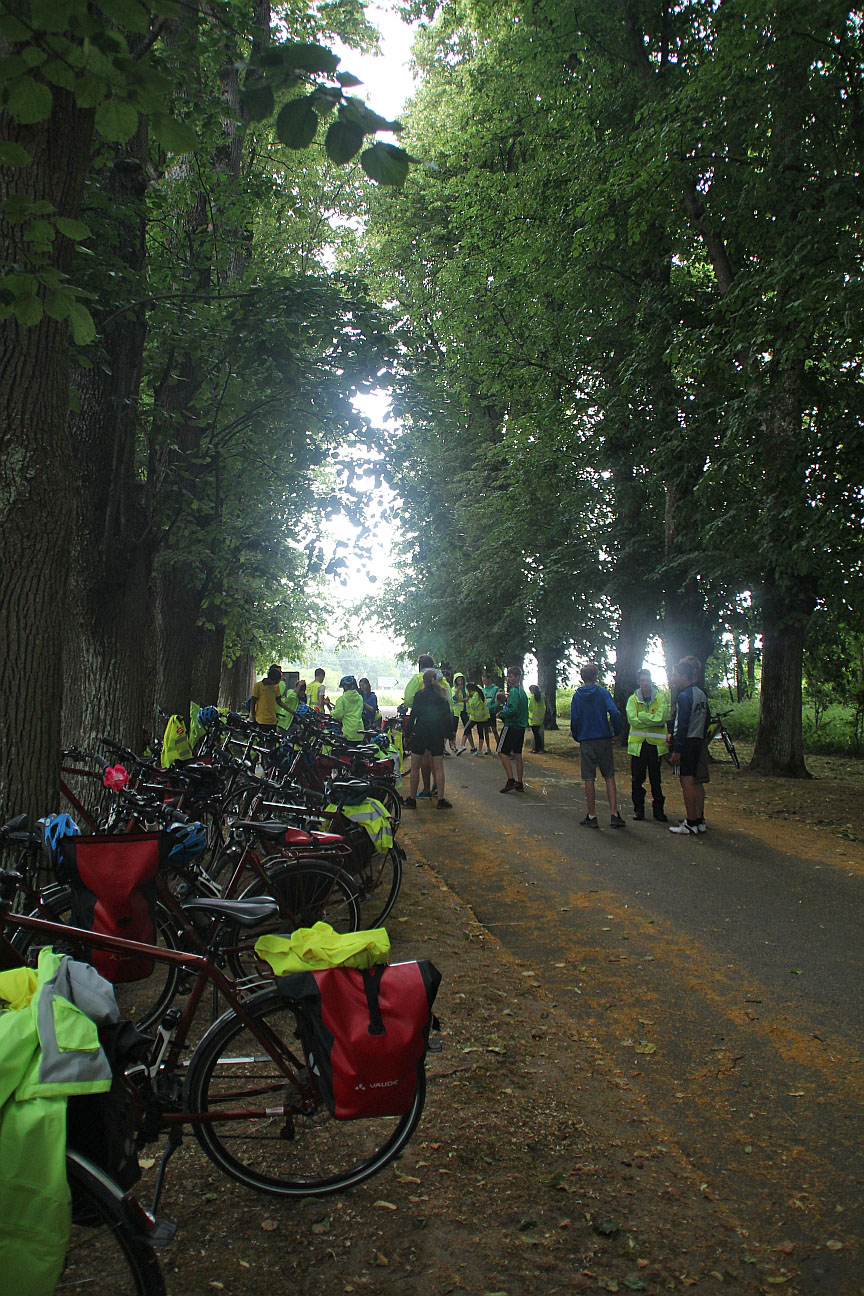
[339,675,357,689]
[167,821,207,862]
[371,733,389,750]
[295,703,313,716]
[39,813,80,865]
[197,706,220,728]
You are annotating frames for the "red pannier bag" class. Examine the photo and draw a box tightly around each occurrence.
[278,961,441,1119]
[57,833,168,982]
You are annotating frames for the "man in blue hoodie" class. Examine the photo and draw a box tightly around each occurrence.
[570,664,625,828]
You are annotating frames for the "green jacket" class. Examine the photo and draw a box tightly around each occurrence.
[331,688,365,741]
[625,687,670,755]
[499,685,529,728]
[0,949,118,1296]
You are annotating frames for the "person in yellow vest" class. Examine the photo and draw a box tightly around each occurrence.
[626,668,670,821]
[331,675,365,743]
[463,682,492,754]
[403,654,437,796]
[276,676,299,731]
[527,684,547,753]
[448,672,468,754]
[250,665,294,729]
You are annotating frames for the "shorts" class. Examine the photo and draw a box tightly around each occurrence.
[679,738,710,781]
[579,737,615,781]
[497,725,525,756]
[409,736,445,759]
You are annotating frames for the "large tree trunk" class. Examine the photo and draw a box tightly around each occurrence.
[750,586,814,777]
[63,142,157,754]
[536,645,561,729]
[0,84,95,816]
[613,601,657,743]
[220,652,255,710]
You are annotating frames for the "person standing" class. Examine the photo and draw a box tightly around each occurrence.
[626,669,670,821]
[331,676,365,743]
[313,668,331,713]
[358,677,380,730]
[570,664,625,828]
[403,654,437,797]
[483,671,502,741]
[403,670,453,809]
[527,684,546,753]
[668,658,710,836]
[449,672,468,753]
[463,682,492,754]
[497,666,529,793]
[250,665,289,730]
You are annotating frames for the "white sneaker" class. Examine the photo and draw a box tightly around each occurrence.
[456,746,467,755]
[696,820,707,834]
[669,821,699,835]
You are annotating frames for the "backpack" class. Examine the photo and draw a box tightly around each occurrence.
[278,960,441,1119]
[56,833,168,982]
[66,1019,151,1190]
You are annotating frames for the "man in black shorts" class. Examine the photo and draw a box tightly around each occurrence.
[497,666,529,792]
[668,658,710,835]
[403,670,454,809]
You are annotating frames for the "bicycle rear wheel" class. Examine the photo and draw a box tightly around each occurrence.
[185,989,425,1196]
[61,1153,166,1295]
[722,729,740,769]
[356,843,403,929]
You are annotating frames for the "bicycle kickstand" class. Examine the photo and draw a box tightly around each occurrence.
[150,1122,183,1215]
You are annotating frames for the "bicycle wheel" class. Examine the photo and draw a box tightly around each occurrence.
[184,989,425,1196]
[61,1153,166,1295]
[356,844,403,929]
[721,729,741,769]
[228,859,360,979]
[369,783,402,832]
[11,893,182,1032]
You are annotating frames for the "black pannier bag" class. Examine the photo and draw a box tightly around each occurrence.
[278,960,441,1119]
[57,833,168,982]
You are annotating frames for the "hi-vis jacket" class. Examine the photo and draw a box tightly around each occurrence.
[0,949,119,1296]
[625,686,670,756]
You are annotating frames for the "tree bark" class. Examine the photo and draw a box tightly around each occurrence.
[220,651,255,711]
[0,85,95,816]
[612,602,656,744]
[536,645,560,729]
[749,583,814,777]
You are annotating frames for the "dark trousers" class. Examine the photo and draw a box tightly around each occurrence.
[631,742,664,814]
[530,724,545,752]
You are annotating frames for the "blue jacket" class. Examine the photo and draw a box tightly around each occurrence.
[570,685,622,742]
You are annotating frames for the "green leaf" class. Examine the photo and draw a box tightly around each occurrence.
[360,142,410,187]
[239,80,274,123]
[0,141,32,167]
[275,97,319,150]
[67,300,96,344]
[94,97,139,142]
[55,216,91,240]
[21,48,47,69]
[24,219,56,242]
[72,73,106,109]
[150,114,197,154]
[43,287,71,321]
[0,14,30,40]
[325,119,364,165]
[340,96,401,135]
[94,0,150,33]
[31,0,80,32]
[278,42,340,76]
[14,294,44,326]
[40,58,77,90]
[335,71,363,88]
[6,77,54,125]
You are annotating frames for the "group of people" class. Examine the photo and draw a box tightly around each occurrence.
[570,657,710,835]
[400,656,547,808]
[248,666,383,739]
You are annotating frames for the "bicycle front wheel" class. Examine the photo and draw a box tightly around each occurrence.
[61,1153,166,1295]
[184,990,425,1196]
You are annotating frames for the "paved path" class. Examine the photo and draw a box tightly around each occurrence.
[399,747,864,1291]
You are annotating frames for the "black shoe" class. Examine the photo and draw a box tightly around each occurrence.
[653,811,668,822]
[404,797,417,809]
[632,809,645,821]
[580,814,599,828]
[610,813,626,828]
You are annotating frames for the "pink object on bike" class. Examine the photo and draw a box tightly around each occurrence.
[103,764,130,790]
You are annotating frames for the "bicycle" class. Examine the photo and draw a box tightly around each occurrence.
[705,709,740,769]
[0,870,426,1205]
[62,1150,172,1294]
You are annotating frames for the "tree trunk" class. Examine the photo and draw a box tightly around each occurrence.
[750,584,814,777]
[612,602,656,743]
[220,652,255,710]
[191,623,225,704]
[0,84,94,816]
[536,645,560,729]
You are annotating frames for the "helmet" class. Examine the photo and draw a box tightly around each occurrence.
[197,706,220,728]
[371,733,389,749]
[39,813,80,866]
[166,821,207,862]
[295,703,313,716]
[339,675,357,689]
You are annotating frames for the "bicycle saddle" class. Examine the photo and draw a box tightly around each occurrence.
[181,897,280,927]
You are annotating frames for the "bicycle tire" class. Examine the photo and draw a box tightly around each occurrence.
[369,782,402,832]
[184,988,425,1196]
[61,1152,166,1295]
[11,893,182,1032]
[721,729,741,769]
[356,844,403,929]
[229,859,360,979]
